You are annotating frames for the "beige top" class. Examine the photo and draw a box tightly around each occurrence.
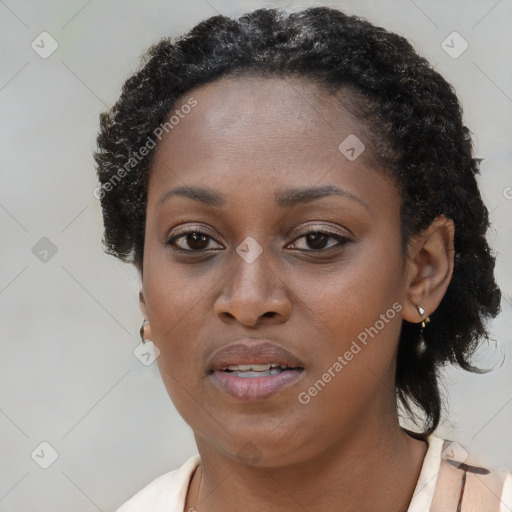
[115,436,512,512]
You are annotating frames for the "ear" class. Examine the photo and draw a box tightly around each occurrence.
[402,214,455,323]
[139,288,153,340]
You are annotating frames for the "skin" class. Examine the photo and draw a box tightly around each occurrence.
[138,76,455,512]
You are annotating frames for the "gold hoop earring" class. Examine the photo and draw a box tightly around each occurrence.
[140,319,148,344]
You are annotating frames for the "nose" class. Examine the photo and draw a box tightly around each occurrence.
[213,249,292,327]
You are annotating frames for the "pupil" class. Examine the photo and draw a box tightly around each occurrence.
[188,232,209,250]
[308,232,327,249]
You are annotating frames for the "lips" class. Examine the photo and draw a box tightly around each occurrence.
[208,340,304,372]
[207,340,305,401]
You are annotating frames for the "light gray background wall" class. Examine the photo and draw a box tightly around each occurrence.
[1,0,511,511]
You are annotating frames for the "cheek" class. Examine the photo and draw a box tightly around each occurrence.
[145,247,209,337]
[294,240,405,396]
[301,241,403,340]
[146,272,208,425]
[142,258,210,390]
[293,267,404,439]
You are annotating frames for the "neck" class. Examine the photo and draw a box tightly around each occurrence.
[187,416,428,512]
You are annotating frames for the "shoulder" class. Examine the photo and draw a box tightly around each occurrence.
[460,465,512,512]
[114,454,200,512]
[429,437,512,512]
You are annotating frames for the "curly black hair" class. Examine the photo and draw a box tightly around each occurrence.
[94,7,501,436]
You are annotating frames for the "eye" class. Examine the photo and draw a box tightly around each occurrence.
[286,229,351,251]
[165,226,350,254]
[166,228,223,252]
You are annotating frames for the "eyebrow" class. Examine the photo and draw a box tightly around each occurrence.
[158,184,368,210]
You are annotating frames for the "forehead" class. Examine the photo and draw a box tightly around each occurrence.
[147,76,396,210]
[153,76,363,162]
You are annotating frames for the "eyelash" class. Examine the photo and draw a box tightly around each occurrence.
[165,227,351,254]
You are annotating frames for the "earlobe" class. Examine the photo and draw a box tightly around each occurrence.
[402,214,455,323]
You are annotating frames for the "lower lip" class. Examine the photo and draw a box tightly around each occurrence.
[210,369,304,401]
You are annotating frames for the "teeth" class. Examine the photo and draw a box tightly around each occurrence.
[224,363,288,372]
[231,368,283,378]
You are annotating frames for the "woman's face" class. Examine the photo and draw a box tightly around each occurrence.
[141,76,410,467]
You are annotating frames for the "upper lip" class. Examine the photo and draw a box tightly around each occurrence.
[208,339,304,372]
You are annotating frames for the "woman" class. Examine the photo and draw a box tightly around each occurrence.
[94,6,511,511]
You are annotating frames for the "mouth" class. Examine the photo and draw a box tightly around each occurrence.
[207,340,305,400]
